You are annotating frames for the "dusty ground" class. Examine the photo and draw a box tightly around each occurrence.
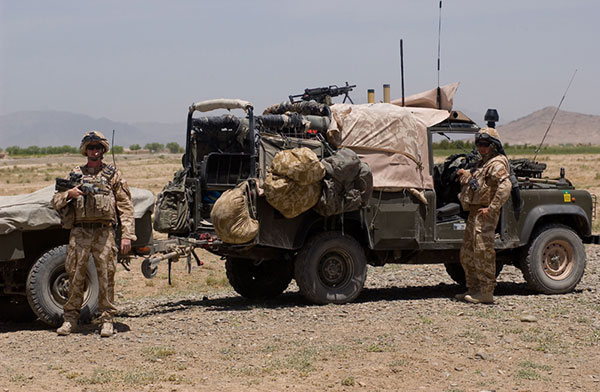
[1,153,599,392]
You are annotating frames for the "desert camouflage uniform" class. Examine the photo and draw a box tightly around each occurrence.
[458,153,511,296]
[52,164,136,324]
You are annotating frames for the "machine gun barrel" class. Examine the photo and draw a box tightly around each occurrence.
[289,82,356,104]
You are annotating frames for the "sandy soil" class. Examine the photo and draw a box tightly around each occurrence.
[1,153,599,391]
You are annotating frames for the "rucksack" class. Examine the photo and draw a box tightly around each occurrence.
[153,169,190,233]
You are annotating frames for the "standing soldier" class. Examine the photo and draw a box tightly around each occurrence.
[455,128,512,304]
[51,131,136,336]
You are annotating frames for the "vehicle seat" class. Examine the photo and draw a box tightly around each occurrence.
[436,202,461,222]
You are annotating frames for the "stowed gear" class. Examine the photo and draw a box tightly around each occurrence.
[79,130,109,156]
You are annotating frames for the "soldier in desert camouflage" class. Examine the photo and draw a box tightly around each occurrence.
[455,128,512,304]
[51,131,136,337]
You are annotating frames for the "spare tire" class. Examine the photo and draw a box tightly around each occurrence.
[26,245,99,327]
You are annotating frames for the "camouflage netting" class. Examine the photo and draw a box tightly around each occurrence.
[210,181,259,244]
[263,147,325,219]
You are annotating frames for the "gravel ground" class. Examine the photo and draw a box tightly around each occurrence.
[1,245,599,392]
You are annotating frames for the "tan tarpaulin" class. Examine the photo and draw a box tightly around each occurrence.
[328,103,450,191]
[391,82,459,111]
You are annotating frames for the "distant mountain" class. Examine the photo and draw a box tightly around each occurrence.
[498,107,600,145]
[0,111,185,148]
[2,107,598,149]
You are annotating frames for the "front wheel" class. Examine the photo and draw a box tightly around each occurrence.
[225,258,294,300]
[26,245,99,327]
[294,232,367,304]
[520,225,586,294]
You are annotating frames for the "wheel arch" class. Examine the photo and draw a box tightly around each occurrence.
[519,205,591,245]
[293,212,368,250]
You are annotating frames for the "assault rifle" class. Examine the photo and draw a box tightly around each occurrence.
[289,82,356,105]
[55,172,102,195]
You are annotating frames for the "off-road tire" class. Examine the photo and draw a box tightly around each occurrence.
[225,258,293,300]
[520,224,586,294]
[26,245,99,327]
[444,262,504,288]
[294,232,367,305]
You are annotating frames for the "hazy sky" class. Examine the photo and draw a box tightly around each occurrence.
[1,0,599,126]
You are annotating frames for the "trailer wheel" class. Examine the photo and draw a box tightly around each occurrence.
[26,245,99,327]
[225,258,293,299]
[444,262,504,288]
[294,232,367,304]
[520,224,586,294]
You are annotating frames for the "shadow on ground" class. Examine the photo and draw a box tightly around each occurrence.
[116,281,547,318]
[2,281,584,330]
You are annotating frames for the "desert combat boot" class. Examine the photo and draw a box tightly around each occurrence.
[100,322,114,337]
[464,292,494,304]
[455,290,478,301]
[56,321,73,336]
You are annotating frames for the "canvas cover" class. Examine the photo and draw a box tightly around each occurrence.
[210,181,259,244]
[0,186,155,235]
[328,103,450,191]
[391,82,459,111]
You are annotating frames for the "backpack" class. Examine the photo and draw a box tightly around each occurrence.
[153,169,190,233]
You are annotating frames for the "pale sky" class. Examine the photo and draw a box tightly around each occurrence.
[1,0,599,126]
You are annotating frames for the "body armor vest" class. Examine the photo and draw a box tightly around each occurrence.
[73,164,117,223]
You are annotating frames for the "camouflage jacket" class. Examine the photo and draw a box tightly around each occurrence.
[51,163,137,240]
[458,154,511,214]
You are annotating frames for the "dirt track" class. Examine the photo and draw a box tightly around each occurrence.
[1,245,599,392]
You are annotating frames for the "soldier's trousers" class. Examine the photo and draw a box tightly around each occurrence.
[63,226,118,324]
[459,205,501,294]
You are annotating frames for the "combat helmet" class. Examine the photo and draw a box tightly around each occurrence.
[475,127,504,155]
[79,130,109,156]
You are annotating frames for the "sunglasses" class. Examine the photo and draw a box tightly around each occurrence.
[476,141,491,147]
[86,144,103,151]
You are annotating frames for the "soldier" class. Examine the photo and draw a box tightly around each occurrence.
[455,128,512,304]
[51,131,136,336]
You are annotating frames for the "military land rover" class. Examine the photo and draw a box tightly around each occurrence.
[147,86,599,305]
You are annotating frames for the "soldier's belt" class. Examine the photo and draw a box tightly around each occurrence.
[73,222,112,229]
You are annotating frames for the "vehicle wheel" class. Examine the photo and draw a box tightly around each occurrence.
[520,224,586,294]
[26,245,99,327]
[444,262,504,288]
[294,232,367,304]
[225,258,293,299]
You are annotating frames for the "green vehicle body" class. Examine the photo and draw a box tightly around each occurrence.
[180,102,598,304]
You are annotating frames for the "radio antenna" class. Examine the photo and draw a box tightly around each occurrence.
[400,39,405,106]
[436,0,443,109]
[111,129,117,168]
[533,69,577,161]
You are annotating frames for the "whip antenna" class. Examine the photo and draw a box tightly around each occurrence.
[111,129,117,168]
[400,39,405,106]
[533,69,577,161]
[436,0,442,109]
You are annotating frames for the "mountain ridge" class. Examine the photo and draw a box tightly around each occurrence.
[1,107,599,148]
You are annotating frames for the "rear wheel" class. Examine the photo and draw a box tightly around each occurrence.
[26,245,99,327]
[520,224,586,294]
[294,232,367,304]
[225,258,293,299]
